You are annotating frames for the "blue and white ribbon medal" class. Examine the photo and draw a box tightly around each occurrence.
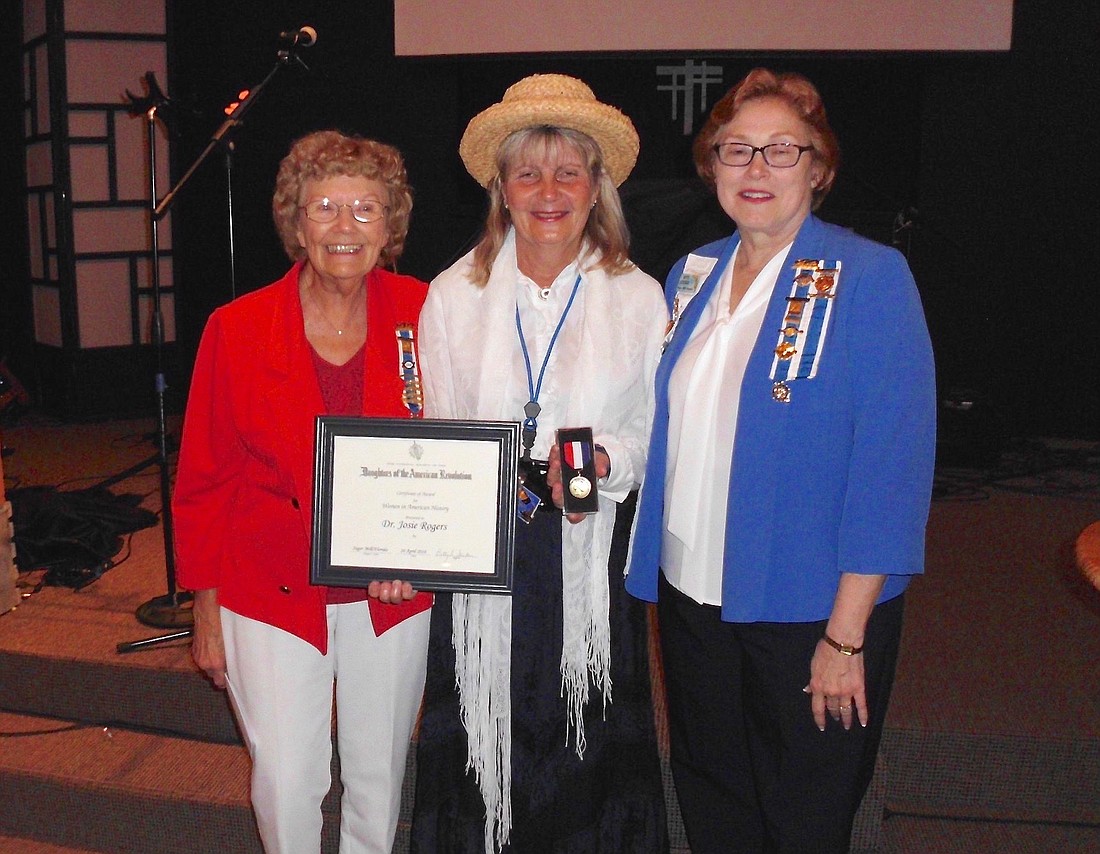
[395,325,423,417]
[769,259,841,403]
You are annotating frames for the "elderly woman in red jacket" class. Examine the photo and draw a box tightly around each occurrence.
[173,130,431,854]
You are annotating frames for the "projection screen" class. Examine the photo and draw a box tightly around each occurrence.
[394,0,1013,55]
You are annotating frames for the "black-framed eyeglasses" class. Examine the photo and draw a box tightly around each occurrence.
[300,198,388,224]
[712,142,815,168]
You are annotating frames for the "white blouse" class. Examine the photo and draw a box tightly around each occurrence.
[661,242,790,605]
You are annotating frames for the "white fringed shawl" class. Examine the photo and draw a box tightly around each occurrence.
[418,232,665,852]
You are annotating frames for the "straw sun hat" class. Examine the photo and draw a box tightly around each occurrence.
[459,74,640,188]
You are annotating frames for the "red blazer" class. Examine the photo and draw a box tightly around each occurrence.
[173,263,432,653]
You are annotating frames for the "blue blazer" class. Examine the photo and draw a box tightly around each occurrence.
[625,215,936,623]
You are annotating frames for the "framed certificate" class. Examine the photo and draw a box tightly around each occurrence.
[310,417,518,594]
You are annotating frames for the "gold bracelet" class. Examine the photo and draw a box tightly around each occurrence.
[823,633,863,656]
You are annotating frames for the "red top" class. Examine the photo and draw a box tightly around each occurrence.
[173,264,432,653]
[312,343,370,605]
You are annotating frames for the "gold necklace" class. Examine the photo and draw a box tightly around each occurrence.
[307,282,364,336]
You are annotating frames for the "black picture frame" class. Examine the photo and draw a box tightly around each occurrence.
[310,416,518,594]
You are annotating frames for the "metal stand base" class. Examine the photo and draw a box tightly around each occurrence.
[116,593,194,654]
[135,591,194,629]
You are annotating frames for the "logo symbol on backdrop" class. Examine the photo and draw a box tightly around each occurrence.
[656,60,724,135]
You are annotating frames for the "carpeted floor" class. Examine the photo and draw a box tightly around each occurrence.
[2,415,1099,852]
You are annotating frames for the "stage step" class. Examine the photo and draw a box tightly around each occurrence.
[0,836,106,854]
[0,644,238,746]
[882,728,1100,828]
[0,710,266,853]
[881,814,1100,853]
[0,575,239,745]
[0,710,351,853]
[0,708,421,854]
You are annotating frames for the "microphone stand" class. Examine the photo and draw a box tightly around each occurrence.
[118,39,312,654]
[110,73,192,654]
[842,169,963,258]
[226,143,238,299]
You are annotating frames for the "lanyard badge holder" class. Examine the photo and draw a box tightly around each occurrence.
[515,273,583,524]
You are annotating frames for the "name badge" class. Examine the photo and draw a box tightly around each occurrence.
[664,253,719,350]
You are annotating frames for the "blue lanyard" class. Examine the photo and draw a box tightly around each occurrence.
[515,273,583,459]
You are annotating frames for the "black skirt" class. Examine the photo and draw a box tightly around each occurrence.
[411,492,669,853]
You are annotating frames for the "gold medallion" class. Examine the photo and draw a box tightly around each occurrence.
[568,475,592,499]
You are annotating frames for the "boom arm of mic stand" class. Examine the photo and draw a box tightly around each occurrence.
[154,59,284,221]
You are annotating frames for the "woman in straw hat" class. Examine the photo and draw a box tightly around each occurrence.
[410,74,670,853]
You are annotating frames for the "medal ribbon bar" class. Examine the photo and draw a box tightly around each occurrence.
[395,324,423,418]
[768,259,841,400]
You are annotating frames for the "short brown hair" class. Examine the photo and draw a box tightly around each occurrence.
[694,68,840,210]
[272,130,412,268]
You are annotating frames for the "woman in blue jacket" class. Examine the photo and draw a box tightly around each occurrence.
[626,68,936,853]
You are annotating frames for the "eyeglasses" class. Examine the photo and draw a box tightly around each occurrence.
[300,198,388,224]
[712,142,815,169]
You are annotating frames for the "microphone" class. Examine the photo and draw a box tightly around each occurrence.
[280,26,317,47]
[125,71,171,117]
[891,206,917,246]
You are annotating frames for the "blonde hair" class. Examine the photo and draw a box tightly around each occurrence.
[469,126,632,287]
[272,130,413,268]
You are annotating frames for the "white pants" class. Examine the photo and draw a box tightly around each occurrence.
[221,603,430,854]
